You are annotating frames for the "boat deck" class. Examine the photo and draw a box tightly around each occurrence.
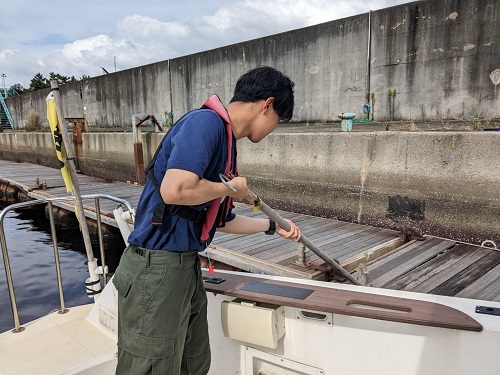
[1,159,499,303]
[0,305,116,375]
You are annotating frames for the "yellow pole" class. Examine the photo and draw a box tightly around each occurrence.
[49,80,101,300]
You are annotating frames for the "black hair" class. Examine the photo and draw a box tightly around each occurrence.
[230,66,295,122]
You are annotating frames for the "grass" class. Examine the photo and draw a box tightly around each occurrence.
[24,109,45,132]
[464,102,492,130]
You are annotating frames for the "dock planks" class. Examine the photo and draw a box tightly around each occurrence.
[1,159,499,303]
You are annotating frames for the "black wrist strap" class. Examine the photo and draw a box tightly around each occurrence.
[265,219,276,235]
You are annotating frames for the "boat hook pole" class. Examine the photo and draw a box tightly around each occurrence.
[220,174,363,286]
[50,81,102,300]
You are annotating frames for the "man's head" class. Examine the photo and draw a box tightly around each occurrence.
[230,66,294,122]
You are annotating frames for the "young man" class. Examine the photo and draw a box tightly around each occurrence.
[113,66,301,375]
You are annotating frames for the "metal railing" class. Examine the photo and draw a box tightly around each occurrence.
[0,194,134,333]
[0,94,14,129]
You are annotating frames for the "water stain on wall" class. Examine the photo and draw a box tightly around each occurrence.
[386,195,425,220]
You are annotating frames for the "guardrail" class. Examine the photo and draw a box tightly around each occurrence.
[0,194,134,333]
[0,94,14,129]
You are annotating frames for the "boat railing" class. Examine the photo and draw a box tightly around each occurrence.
[0,194,134,333]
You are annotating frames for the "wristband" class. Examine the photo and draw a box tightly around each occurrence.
[265,219,276,235]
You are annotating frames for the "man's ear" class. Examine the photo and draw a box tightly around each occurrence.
[264,97,275,111]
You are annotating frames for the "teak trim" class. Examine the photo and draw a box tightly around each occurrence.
[203,270,482,332]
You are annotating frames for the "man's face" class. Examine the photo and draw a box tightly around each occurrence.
[248,102,280,143]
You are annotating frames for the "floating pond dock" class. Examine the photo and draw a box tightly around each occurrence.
[1,159,499,302]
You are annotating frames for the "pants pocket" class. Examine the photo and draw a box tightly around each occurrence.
[113,268,132,298]
[120,326,175,359]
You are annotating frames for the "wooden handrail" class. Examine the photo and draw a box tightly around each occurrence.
[203,270,482,332]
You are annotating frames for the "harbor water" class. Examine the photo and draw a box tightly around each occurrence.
[0,202,123,333]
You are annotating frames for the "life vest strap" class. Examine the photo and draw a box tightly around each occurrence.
[151,202,206,227]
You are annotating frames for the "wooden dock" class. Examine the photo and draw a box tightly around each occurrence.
[1,159,499,303]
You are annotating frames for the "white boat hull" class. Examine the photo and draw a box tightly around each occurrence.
[2,269,500,375]
[204,272,500,375]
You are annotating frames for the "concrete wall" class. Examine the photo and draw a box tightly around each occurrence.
[168,14,369,121]
[237,131,500,245]
[370,0,500,121]
[4,0,499,128]
[81,61,172,127]
[0,132,62,169]
[1,131,499,245]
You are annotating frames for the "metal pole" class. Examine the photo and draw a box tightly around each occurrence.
[95,197,107,285]
[249,190,363,286]
[50,80,101,300]
[0,201,40,332]
[133,116,145,185]
[0,210,23,332]
[1,74,6,98]
[297,243,307,266]
[47,201,68,314]
[366,10,372,119]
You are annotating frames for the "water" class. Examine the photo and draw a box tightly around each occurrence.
[0,202,124,333]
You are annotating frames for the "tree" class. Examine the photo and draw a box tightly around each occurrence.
[48,72,72,85]
[29,73,50,91]
[14,72,88,93]
[9,84,26,95]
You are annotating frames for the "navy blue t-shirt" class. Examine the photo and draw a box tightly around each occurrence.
[128,109,236,251]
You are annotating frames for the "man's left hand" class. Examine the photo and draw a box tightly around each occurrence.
[276,219,301,242]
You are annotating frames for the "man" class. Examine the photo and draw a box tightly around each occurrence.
[113,66,301,375]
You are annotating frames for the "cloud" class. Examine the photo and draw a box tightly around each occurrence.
[54,16,193,79]
[118,15,190,42]
[192,0,371,47]
[0,49,45,87]
[1,0,411,87]
[58,35,142,78]
[62,35,116,61]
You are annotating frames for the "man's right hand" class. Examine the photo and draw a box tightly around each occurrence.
[226,176,253,203]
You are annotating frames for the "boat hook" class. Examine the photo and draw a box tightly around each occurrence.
[219,174,364,286]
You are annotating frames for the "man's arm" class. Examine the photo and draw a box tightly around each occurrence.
[218,214,301,242]
[160,168,253,205]
[161,168,300,241]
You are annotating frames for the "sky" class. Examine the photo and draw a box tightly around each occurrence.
[0,0,411,89]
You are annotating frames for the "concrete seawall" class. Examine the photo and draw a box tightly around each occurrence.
[5,0,500,129]
[238,131,500,245]
[1,131,498,245]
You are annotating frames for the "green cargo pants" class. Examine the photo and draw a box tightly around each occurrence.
[113,245,211,375]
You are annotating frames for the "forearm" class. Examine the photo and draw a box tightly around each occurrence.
[217,215,269,235]
[219,214,302,242]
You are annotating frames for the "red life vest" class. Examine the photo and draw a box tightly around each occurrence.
[199,95,237,241]
[146,95,237,242]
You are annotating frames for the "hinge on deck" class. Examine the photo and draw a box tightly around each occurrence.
[32,178,47,190]
[401,227,426,243]
[314,259,346,282]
